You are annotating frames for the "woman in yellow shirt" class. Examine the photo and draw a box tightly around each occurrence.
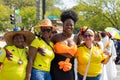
[75,27,111,80]
[25,19,55,80]
[0,27,35,80]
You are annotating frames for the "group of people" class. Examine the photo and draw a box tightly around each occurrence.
[0,9,117,80]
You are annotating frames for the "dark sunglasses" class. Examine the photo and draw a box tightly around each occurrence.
[41,28,51,33]
[83,35,93,38]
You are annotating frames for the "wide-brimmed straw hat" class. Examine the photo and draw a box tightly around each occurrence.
[35,18,54,31]
[4,28,35,45]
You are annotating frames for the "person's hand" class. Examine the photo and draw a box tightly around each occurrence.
[103,49,112,57]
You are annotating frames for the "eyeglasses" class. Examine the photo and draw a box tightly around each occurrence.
[83,35,93,38]
[41,28,51,33]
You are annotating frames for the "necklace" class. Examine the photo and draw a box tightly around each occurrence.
[17,48,25,65]
[18,59,23,65]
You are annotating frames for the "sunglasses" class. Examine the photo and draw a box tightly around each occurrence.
[83,35,93,38]
[41,28,51,33]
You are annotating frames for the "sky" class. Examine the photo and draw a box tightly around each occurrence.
[55,0,78,9]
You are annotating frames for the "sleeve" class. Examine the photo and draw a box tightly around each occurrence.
[30,38,40,48]
[0,48,6,62]
[53,42,69,54]
[53,42,77,56]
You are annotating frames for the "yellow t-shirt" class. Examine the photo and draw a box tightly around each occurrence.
[31,38,54,71]
[75,45,106,77]
[0,45,28,80]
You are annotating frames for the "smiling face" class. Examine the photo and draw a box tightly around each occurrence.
[63,19,74,35]
[83,30,94,43]
[13,34,26,48]
[41,27,52,39]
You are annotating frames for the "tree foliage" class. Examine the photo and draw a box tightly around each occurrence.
[2,0,36,9]
[0,4,12,31]
[0,0,120,32]
[73,0,120,30]
[20,6,37,30]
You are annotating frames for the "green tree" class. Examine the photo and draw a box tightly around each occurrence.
[20,6,39,30]
[2,0,36,9]
[1,0,120,32]
[102,0,120,29]
[0,4,12,32]
[73,0,120,31]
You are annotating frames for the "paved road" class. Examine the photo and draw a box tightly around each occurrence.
[114,64,120,80]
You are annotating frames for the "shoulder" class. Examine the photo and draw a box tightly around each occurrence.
[52,33,62,38]
[0,45,14,55]
[50,33,62,43]
[77,43,85,48]
[32,37,41,43]
[4,45,15,49]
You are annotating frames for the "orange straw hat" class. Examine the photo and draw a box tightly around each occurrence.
[4,27,35,45]
[35,18,54,31]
